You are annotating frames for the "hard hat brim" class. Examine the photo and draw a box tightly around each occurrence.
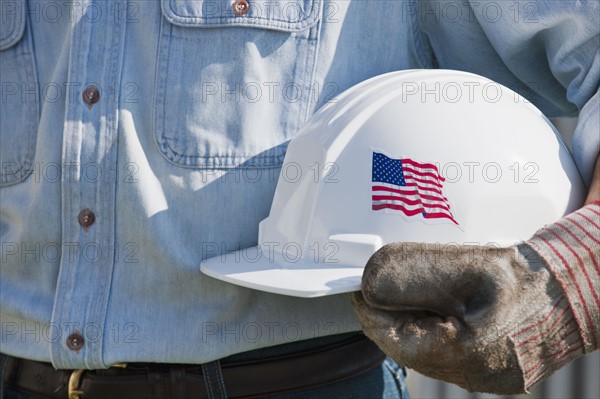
[200,248,362,298]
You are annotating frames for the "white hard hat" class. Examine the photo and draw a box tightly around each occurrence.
[200,70,586,298]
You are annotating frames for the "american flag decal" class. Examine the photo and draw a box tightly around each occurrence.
[371,152,458,225]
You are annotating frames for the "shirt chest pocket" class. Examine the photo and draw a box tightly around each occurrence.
[156,0,323,168]
[0,0,39,186]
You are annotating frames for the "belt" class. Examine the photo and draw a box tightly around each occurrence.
[2,334,385,399]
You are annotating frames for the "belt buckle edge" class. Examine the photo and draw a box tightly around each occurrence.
[67,369,85,399]
[67,363,127,399]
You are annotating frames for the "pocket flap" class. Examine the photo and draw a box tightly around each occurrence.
[0,0,26,50]
[161,0,323,32]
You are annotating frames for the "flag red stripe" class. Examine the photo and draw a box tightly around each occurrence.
[404,181,446,197]
[372,201,457,223]
[405,175,443,188]
[401,159,446,182]
[423,212,459,225]
[410,191,448,203]
[403,168,443,182]
[372,195,451,211]
[402,166,444,182]
[372,203,426,216]
[372,186,449,204]
[372,185,445,202]
[372,203,456,224]
[372,185,418,196]
[400,158,439,170]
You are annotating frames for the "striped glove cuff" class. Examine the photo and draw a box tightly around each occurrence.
[518,201,600,388]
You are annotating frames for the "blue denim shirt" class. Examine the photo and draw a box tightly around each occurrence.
[1,0,598,369]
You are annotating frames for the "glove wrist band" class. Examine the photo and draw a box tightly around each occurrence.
[518,203,600,388]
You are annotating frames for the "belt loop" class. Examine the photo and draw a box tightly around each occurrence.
[0,353,8,399]
[201,360,228,399]
[169,365,186,398]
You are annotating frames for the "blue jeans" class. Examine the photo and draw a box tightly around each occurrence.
[0,335,409,399]
[262,358,409,399]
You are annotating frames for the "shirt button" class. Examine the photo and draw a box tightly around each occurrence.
[78,208,95,231]
[82,85,100,108]
[232,0,249,15]
[67,333,84,352]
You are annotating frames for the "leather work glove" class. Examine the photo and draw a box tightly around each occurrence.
[352,202,600,395]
